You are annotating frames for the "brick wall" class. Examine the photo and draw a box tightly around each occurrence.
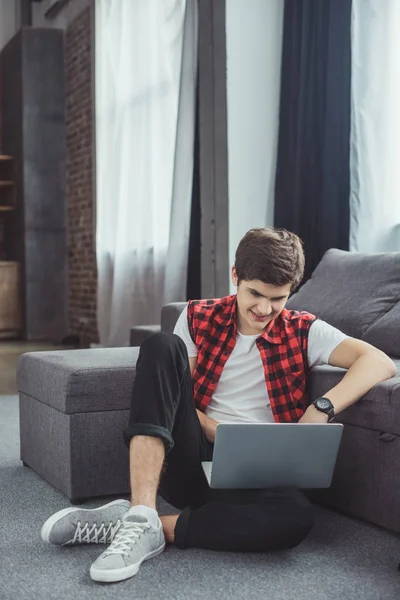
[65,6,98,345]
[0,53,4,260]
[0,220,4,261]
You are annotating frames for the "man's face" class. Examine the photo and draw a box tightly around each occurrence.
[232,267,292,335]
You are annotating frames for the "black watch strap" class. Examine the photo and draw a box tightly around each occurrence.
[313,397,335,421]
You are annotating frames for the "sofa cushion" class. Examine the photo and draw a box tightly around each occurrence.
[17,348,139,414]
[361,301,400,357]
[286,248,400,355]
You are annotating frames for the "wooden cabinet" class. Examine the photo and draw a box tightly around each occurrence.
[0,156,20,338]
[1,30,68,340]
[0,261,21,338]
[0,155,16,211]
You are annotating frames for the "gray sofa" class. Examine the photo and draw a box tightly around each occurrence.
[17,249,400,535]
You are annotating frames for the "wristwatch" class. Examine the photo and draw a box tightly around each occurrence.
[312,397,335,422]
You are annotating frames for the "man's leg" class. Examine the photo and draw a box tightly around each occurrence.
[124,331,214,508]
[128,435,165,509]
[125,329,215,540]
[174,487,315,552]
[90,332,212,583]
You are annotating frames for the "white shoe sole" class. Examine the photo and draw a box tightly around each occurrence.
[90,542,166,583]
[40,499,130,544]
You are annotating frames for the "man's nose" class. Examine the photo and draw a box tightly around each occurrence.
[258,302,272,315]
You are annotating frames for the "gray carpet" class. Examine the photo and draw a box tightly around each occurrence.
[1,395,399,600]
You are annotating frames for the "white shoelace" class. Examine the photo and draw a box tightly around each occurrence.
[103,522,151,557]
[70,520,122,544]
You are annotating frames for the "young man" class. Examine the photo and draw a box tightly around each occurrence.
[41,228,396,583]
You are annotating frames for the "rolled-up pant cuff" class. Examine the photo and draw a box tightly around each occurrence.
[174,506,192,549]
[122,423,174,454]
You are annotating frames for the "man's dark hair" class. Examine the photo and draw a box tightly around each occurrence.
[234,227,305,291]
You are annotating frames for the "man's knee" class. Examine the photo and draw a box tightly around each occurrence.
[285,503,315,548]
[140,332,185,355]
[272,501,315,550]
[256,495,315,552]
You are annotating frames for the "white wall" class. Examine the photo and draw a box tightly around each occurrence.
[226,0,284,292]
[0,0,19,51]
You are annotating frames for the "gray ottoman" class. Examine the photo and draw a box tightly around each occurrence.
[17,348,139,502]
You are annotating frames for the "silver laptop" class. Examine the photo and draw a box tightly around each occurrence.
[202,422,344,489]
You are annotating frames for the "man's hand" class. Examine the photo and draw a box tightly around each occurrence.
[203,418,218,443]
[196,409,219,443]
[298,405,329,424]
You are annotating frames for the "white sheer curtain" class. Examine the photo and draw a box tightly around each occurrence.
[95,0,197,347]
[350,0,400,252]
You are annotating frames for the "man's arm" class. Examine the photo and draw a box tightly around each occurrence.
[188,356,219,443]
[300,338,397,423]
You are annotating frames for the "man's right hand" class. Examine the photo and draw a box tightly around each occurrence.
[196,409,218,444]
[203,418,218,444]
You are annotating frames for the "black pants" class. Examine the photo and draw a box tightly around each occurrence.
[123,333,315,552]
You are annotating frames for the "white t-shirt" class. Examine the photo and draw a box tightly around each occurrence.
[173,306,348,424]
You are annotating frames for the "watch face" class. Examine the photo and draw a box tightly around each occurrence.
[317,398,331,409]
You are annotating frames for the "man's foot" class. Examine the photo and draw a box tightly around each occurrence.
[41,499,130,545]
[90,505,165,583]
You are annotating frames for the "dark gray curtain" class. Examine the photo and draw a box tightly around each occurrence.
[274,0,352,283]
[186,80,201,300]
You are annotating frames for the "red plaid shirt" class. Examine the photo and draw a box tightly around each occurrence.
[187,295,317,423]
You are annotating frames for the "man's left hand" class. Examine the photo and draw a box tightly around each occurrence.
[298,405,329,424]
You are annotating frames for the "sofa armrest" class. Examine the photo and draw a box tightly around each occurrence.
[308,364,400,432]
[161,302,188,334]
[130,324,161,346]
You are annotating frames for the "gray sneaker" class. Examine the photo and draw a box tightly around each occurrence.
[90,505,166,583]
[41,499,130,545]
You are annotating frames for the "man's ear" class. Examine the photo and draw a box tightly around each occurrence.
[231,266,238,287]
